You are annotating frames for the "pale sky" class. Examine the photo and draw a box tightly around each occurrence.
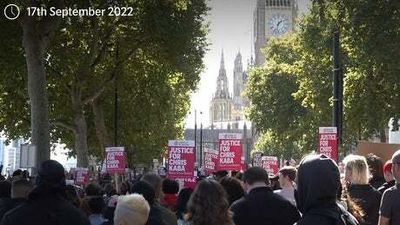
[185,0,257,128]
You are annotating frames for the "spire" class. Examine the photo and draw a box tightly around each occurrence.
[215,49,229,99]
[234,51,243,73]
[220,49,225,69]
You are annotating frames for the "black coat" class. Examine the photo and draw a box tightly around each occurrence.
[296,155,359,225]
[348,184,381,225]
[0,185,90,225]
[0,198,26,220]
[378,180,396,194]
[230,186,300,225]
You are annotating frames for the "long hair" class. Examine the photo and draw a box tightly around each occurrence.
[186,179,233,225]
[343,155,369,185]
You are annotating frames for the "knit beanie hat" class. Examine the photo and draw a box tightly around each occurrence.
[114,194,150,225]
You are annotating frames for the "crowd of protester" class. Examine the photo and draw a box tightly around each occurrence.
[0,150,398,225]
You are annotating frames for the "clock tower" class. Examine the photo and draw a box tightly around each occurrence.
[254,0,307,65]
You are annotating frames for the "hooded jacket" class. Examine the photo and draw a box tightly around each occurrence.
[296,155,359,225]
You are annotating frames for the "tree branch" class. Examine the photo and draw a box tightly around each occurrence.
[82,74,116,105]
[51,120,75,132]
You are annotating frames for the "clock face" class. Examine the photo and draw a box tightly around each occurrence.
[268,14,290,35]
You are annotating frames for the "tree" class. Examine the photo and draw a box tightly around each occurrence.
[0,0,208,167]
[246,0,400,159]
[0,0,63,165]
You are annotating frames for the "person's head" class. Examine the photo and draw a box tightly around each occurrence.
[366,153,384,179]
[242,167,269,192]
[162,178,179,195]
[214,170,228,181]
[187,179,233,225]
[269,174,281,191]
[297,154,340,214]
[114,194,150,225]
[343,154,369,185]
[104,183,117,197]
[12,169,23,180]
[87,195,106,215]
[278,166,297,188]
[36,160,66,190]
[383,160,394,182]
[391,150,400,182]
[65,184,81,208]
[131,180,156,206]
[103,195,118,221]
[120,182,131,195]
[219,177,245,205]
[141,173,162,199]
[176,188,193,220]
[11,179,33,199]
[85,183,103,196]
[0,181,11,198]
[22,170,30,179]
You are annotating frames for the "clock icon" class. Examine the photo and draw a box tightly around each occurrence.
[4,4,20,20]
[268,14,289,36]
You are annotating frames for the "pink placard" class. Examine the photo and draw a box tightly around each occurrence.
[218,133,242,171]
[106,147,125,174]
[167,140,195,179]
[75,168,89,185]
[262,156,279,176]
[252,152,264,167]
[203,148,219,174]
[318,127,338,162]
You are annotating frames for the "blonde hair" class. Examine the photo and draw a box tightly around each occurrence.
[114,194,150,225]
[343,155,370,185]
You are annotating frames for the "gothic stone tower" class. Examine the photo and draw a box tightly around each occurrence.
[210,51,234,128]
[233,51,244,110]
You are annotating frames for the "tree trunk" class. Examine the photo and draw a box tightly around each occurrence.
[92,99,112,153]
[380,128,387,143]
[22,18,51,166]
[72,93,89,167]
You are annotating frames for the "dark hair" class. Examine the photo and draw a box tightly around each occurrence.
[176,188,193,220]
[103,183,117,197]
[85,183,103,196]
[0,181,11,198]
[88,196,105,214]
[131,180,156,205]
[120,181,131,195]
[243,167,269,185]
[219,177,245,205]
[141,173,162,198]
[12,169,22,177]
[187,179,233,225]
[36,160,66,189]
[279,166,297,181]
[235,172,243,181]
[65,184,81,208]
[214,170,228,181]
[366,153,384,178]
[162,178,179,194]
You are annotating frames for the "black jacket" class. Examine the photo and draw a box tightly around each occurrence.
[146,204,168,225]
[230,186,300,225]
[369,176,385,190]
[378,180,396,194]
[296,155,359,225]
[0,198,26,220]
[0,185,90,225]
[347,184,381,225]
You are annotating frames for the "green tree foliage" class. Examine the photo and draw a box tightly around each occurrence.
[0,0,208,166]
[246,1,400,160]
